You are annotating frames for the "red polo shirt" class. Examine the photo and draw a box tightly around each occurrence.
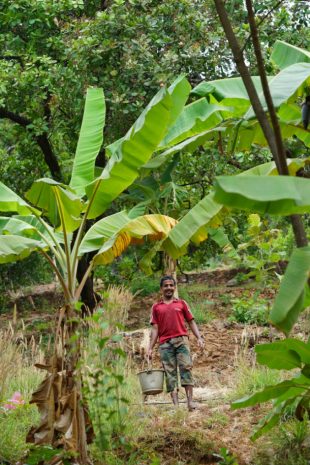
[150,299,194,344]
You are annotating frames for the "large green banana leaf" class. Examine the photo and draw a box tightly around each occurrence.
[143,127,226,169]
[159,99,225,148]
[0,181,35,215]
[256,339,310,368]
[168,159,304,249]
[269,247,310,335]
[165,74,192,128]
[70,88,106,196]
[192,76,264,100]
[92,214,179,265]
[214,175,310,215]
[271,40,310,70]
[85,79,188,219]
[0,216,37,236]
[26,178,83,232]
[79,211,131,255]
[245,63,310,119]
[0,215,65,244]
[0,235,44,264]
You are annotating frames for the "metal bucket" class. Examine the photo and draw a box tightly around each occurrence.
[137,368,165,395]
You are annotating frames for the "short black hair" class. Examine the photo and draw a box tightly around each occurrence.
[160,275,176,287]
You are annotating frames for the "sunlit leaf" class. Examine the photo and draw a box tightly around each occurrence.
[70,88,106,196]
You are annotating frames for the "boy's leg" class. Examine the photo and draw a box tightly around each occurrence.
[175,339,196,410]
[159,341,178,405]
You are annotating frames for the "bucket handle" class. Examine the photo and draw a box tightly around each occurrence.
[142,356,153,373]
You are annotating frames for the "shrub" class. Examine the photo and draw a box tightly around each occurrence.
[228,291,270,326]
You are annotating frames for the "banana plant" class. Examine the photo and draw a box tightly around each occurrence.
[0,76,191,462]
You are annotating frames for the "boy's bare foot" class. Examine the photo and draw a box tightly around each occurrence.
[188,402,198,411]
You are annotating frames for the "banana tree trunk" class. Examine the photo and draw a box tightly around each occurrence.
[164,253,179,298]
[27,305,93,463]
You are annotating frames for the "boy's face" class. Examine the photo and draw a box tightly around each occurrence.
[161,279,175,300]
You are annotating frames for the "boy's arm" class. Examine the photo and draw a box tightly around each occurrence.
[147,324,159,358]
[188,319,204,348]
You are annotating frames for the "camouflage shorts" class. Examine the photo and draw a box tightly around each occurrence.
[159,336,193,392]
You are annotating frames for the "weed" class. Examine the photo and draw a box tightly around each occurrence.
[202,411,229,429]
[130,274,159,297]
[228,291,270,325]
[254,419,310,465]
[218,447,239,465]
[230,350,282,400]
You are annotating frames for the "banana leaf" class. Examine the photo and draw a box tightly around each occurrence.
[245,63,310,119]
[0,181,35,215]
[70,88,106,196]
[214,175,310,216]
[168,159,304,249]
[256,339,310,368]
[0,235,44,264]
[271,40,310,70]
[79,211,131,255]
[270,247,310,334]
[192,76,264,100]
[85,83,178,219]
[159,99,225,148]
[26,178,83,232]
[92,214,178,265]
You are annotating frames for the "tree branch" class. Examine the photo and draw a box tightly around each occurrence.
[0,107,62,181]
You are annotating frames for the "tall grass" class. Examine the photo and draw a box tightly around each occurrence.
[0,324,44,463]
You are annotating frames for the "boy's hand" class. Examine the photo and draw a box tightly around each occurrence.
[197,337,204,349]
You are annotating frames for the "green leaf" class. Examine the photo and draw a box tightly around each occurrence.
[166,74,191,128]
[143,128,226,169]
[245,63,310,119]
[0,235,44,263]
[92,214,178,265]
[85,86,173,219]
[214,176,310,216]
[168,192,222,249]
[0,181,34,215]
[271,40,310,70]
[0,216,37,236]
[255,340,305,369]
[231,379,305,409]
[70,88,106,196]
[270,247,310,334]
[160,99,224,148]
[79,211,131,255]
[192,76,264,100]
[168,159,307,251]
[26,178,83,232]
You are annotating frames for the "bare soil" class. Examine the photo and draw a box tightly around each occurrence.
[123,270,280,464]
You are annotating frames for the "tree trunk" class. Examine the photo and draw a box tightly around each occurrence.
[27,305,94,463]
[164,253,179,298]
[213,0,308,248]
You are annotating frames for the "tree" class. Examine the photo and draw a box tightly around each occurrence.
[0,76,191,462]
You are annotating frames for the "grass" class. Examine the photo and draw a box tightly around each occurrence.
[254,419,310,465]
[0,326,43,463]
[229,348,283,401]
[178,287,215,324]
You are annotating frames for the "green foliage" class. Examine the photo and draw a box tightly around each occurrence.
[228,291,270,326]
[178,287,214,324]
[255,418,310,465]
[130,273,159,297]
[0,404,40,463]
[84,313,129,452]
[0,252,53,313]
[219,447,239,465]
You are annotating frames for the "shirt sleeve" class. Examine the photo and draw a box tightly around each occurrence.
[150,304,158,325]
[182,300,194,322]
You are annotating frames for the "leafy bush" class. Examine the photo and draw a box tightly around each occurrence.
[130,274,159,297]
[228,291,270,325]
